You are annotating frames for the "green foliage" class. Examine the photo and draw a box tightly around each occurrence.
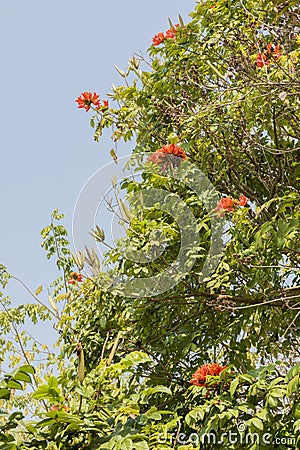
[0,0,300,448]
[41,209,74,296]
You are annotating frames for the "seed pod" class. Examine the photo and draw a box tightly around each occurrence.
[76,342,85,383]
[48,295,58,314]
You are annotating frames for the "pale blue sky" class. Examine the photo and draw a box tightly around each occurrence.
[0,0,195,337]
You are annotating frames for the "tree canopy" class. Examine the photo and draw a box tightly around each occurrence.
[0,0,300,448]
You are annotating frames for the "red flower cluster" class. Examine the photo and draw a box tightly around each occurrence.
[50,405,68,412]
[148,144,187,170]
[215,195,248,215]
[190,363,227,387]
[152,24,180,46]
[149,143,187,161]
[68,272,83,285]
[75,92,108,112]
[256,44,282,68]
[238,195,248,206]
[152,32,165,46]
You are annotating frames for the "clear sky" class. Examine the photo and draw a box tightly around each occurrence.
[0,0,196,340]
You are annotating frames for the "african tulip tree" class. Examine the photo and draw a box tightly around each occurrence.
[0,0,300,448]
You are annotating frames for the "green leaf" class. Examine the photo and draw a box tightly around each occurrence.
[32,383,61,402]
[230,377,239,396]
[13,372,32,383]
[0,389,10,400]
[287,375,299,396]
[151,386,172,395]
[31,386,50,400]
[249,417,264,430]
[134,442,149,450]
[256,409,268,421]
[17,365,35,375]
[0,444,17,450]
[6,380,23,390]
[294,419,300,433]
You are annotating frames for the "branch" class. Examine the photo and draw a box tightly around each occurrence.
[142,286,300,310]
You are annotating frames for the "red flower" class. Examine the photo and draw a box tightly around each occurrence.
[75,92,101,112]
[215,195,248,214]
[266,43,282,60]
[103,100,109,108]
[50,405,59,411]
[50,404,68,412]
[148,144,187,170]
[157,143,187,159]
[239,195,248,206]
[165,24,180,40]
[256,44,282,68]
[68,272,83,284]
[215,197,235,213]
[152,32,165,46]
[190,363,227,387]
[256,53,270,67]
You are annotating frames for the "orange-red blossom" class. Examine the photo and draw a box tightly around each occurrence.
[256,43,282,68]
[148,144,187,170]
[152,24,180,46]
[75,92,108,112]
[190,363,227,387]
[50,405,68,412]
[215,195,248,214]
[68,271,83,285]
[152,32,165,46]
[148,143,187,161]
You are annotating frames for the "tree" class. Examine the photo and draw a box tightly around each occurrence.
[0,0,300,448]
